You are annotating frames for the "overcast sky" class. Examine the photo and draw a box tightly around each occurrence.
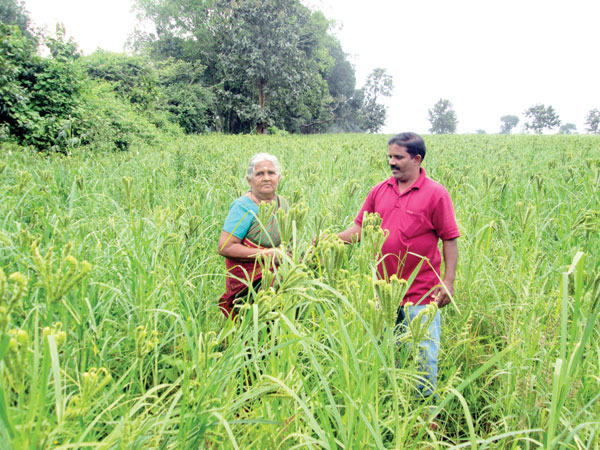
[24,0,600,134]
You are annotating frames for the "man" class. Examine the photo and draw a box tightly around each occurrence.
[337,132,459,398]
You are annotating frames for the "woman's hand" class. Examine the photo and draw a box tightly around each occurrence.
[218,231,284,263]
[259,247,284,263]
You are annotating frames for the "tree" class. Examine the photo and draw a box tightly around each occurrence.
[267,11,338,134]
[155,59,214,133]
[359,68,393,133]
[558,123,577,134]
[79,50,157,110]
[134,0,338,134]
[523,104,560,134]
[1,22,84,151]
[475,129,487,134]
[321,34,360,133]
[0,0,37,42]
[214,0,317,134]
[428,98,458,134]
[585,108,600,134]
[500,115,519,134]
[132,0,363,134]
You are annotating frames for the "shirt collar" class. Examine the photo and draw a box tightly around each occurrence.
[386,167,427,193]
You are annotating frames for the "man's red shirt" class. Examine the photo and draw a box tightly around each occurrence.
[355,168,460,305]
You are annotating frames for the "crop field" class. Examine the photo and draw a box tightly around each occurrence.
[0,134,599,449]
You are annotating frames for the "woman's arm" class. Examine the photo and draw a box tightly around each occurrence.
[217,231,280,261]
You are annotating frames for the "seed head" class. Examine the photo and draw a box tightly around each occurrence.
[8,272,27,305]
[16,329,28,345]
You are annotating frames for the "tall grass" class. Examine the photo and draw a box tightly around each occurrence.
[0,134,599,448]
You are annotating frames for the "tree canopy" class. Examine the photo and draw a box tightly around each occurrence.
[0,22,84,150]
[360,68,394,133]
[585,109,599,134]
[558,123,577,134]
[1,6,177,152]
[523,104,561,134]
[0,0,397,151]
[132,0,386,134]
[0,0,36,41]
[428,99,458,134]
[500,115,519,134]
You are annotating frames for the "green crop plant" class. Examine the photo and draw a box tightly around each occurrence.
[0,270,27,333]
[31,241,91,305]
[0,134,598,448]
[275,201,309,248]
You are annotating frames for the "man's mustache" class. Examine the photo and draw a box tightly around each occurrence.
[390,165,401,171]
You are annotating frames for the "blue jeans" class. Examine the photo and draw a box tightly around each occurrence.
[396,304,441,399]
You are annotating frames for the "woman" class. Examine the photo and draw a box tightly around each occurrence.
[218,153,288,318]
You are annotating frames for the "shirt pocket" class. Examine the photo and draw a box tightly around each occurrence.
[399,210,432,240]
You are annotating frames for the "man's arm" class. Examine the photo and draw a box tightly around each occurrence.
[337,224,362,244]
[433,238,458,308]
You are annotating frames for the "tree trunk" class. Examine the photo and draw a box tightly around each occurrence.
[256,79,266,134]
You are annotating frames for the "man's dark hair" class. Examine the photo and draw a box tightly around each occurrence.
[388,132,426,161]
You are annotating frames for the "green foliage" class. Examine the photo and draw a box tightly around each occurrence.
[132,0,383,134]
[328,89,365,133]
[1,134,599,447]
[78,50,158,110]
[80,51,214,134]
[77,80,181,151]
[500,114,519,134]
[428,98,458,134]
[0,0,36,42]
[360,68,394,133]
[585,108,600,134]
[0,23,84,152]
[558,123,577,134]
[1,20,184,153]
[155,58,214,133]
[0,23,33,133]
[266,125,289,136]
[524,103,561,134]
[212,0,317,133]
[326,39,365,132]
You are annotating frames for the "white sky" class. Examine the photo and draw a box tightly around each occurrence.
[24,0,600,134]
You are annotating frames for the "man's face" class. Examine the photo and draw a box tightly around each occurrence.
[388,143,421,182]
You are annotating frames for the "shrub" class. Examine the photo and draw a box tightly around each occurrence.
[0,23,84,152]
[77,81,182,152]
[155,58,214,133]
[78,50,157,111]
[80,52,215,134]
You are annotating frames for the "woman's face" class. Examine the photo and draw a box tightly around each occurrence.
[248,160,280,198]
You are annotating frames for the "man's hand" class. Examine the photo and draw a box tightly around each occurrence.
[433,278,454,308]
[435,238,458,308]
[311,234,323,247]
[337,224,362,244]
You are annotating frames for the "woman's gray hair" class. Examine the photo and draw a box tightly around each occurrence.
[246,153,281,180]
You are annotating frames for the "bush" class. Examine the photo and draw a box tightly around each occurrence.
[155,58,214,133]
[80,52,215,134]
[77,81,182,152]
[1,29,182,153]
[78,50,157,111]
[0,23,84,152]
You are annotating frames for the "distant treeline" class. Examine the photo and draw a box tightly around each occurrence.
[1,0,393,152]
